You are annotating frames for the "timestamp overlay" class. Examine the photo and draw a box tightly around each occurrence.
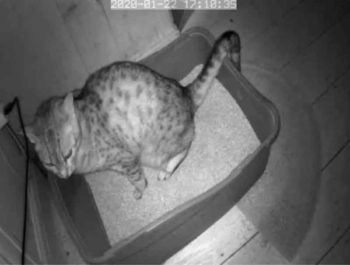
[111,0,237,10]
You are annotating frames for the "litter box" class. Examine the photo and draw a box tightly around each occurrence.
[48,27,280,264]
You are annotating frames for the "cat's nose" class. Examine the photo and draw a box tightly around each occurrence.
[64,166,74,178]
[59,167,70,179]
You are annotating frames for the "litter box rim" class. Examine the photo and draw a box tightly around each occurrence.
[103,25,280,248]
[49,27,280,264]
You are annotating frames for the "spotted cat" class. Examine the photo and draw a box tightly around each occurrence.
[25,31,241,199]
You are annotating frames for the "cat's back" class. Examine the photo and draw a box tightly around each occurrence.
[84,61,175,96]
[76,61,194,143]
[81,61,193,118]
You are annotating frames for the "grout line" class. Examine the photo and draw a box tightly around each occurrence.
[0,253,11,264]
[53,1,90,76]
[311,64,350,106]
[280,0,307,20]
[250,0,306,27]
[219,231,259,265]
[94,0,119,56]
[311,87,333,106]
[280,8,350,70]
[247,0,307,45]
[321,138,350,172]
[315,223,350,264]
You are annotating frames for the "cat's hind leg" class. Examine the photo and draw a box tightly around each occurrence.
[158,149,189,181]
[157,125,194,181]
[111,158,147,199]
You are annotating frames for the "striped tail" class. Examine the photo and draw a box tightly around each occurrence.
[188,31,241,109]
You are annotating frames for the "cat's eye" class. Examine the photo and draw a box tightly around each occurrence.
[44,162,55,167]
[64,149,73,161]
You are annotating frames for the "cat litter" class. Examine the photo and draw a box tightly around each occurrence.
[84,65,260,245]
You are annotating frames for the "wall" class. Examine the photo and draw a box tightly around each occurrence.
[0,0,178,124]
[0,1,178,262]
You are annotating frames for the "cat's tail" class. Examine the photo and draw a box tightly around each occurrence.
[187,30,241,109]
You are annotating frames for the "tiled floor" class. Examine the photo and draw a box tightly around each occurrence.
[169,1,350,264]
[31,1,350,264]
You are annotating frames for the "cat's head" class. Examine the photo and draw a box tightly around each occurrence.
[25,93,80,179]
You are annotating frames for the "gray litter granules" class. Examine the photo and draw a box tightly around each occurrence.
[85,65,260,245]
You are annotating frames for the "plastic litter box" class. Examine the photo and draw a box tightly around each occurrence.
[48,27,280,264]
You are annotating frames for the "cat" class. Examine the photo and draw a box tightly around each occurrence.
[24,31,241,199]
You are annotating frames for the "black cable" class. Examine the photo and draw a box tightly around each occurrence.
[4,98,29,264]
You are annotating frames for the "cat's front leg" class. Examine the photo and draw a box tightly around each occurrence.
[127,166,147,200]
[110,158,147,199]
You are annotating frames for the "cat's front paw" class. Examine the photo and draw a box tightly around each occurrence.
[132,176,147,200]
[158,171,171,181]
[133,189,143,200]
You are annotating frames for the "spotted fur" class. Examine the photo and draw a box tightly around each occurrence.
[25,31,241,199]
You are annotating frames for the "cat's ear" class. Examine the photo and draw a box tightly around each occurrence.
[18,125,38,143]
[62,92,78,136]
[62,93,75,114]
